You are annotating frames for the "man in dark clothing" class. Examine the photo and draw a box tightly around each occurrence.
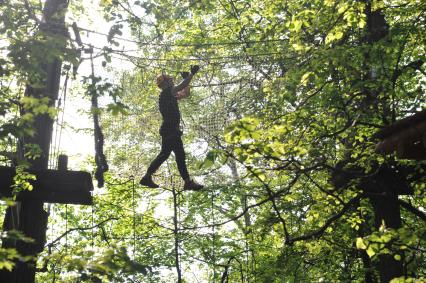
[140,65,203,191]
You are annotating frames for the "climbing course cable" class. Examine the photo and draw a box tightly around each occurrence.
[49,70,69,169]
[103,48,292,62]
[52,19,290,49]
[77,26,289,47]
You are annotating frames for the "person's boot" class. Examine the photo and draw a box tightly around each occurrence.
[183,179,204,191]
[139,175,159,188]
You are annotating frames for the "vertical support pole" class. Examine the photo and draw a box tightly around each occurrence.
[132,177,136,260]
[58,154,68,171]
[172,185,182,283]
[211,191,216,282]
[229,159,253,281]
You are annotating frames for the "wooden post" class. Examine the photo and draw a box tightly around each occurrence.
[58,154,68,171]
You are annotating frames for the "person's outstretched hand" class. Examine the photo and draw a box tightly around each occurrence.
[190,65,200,75]
[181,71,190,79]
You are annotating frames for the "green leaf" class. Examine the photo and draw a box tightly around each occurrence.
[366,246,376,257]
[0,261,14,271]
[199,150,217,169]
[356,238,367,250]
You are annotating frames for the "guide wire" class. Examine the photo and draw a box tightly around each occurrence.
[76,26,288,48]
[85,43,292,63]
[49,70,69,169]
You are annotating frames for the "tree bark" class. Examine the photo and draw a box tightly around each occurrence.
[363,2,404,281]
[0,1,68,282]
[369,191,403,282]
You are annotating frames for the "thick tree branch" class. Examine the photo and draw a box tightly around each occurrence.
[180,174,300,231]
[286,195,362,244]
[23,0,42,24]
[45,217,118,248]
[398,199,426,222]
[393,60,425,82]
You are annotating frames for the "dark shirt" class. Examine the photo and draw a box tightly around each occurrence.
[159,88,181,136]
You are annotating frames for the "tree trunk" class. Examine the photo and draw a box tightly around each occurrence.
[363,2,404,281]
[369,192,403,282]
[0,1,68,282]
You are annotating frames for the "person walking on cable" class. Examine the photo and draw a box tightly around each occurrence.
[140,65,204,191]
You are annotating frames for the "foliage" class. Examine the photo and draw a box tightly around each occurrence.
[0,0,425,282]
[97,0,425,281]
[0,229,34,271]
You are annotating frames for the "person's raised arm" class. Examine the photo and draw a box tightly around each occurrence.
[172,73,193,95]
[172,65,200,95]
[175,86,190,100]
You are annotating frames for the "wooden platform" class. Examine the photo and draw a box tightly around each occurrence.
[0,166,93,205]
[375,109,426,160]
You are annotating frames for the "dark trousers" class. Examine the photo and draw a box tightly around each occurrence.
[146,133,189,180]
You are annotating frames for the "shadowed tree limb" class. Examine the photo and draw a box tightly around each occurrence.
[45,217,118,248]
[398,199,426,222]
[286,195,362,245]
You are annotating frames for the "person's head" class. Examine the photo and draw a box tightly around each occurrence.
[156,74,174,90]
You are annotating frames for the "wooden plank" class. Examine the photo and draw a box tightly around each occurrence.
[0,166,93,205]
[375,120,426,159]
[397,142,426,160]
[375,109,426,139]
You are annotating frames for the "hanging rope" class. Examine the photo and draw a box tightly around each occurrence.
[53,72,70,168]
[89,49,109,187]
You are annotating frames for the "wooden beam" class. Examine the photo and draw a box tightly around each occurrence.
[396,142,426,160]
[375,120,426,159]
[0,166,93,205]
[375,109,426,139]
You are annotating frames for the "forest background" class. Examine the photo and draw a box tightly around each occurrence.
[0,0,425,282]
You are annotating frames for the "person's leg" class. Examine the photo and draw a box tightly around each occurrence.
[171,135,190,180]
[147,140,172,174]
[140,136,172,188]
[171,135,203,191]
